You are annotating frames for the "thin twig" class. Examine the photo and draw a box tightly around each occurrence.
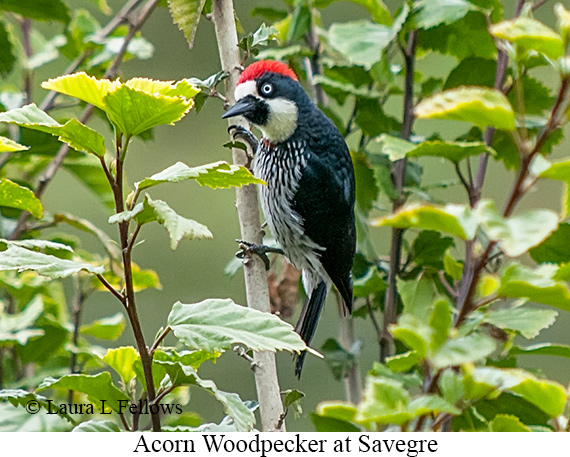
[96,274,126,305]
[150,327,171,355]
[119,412,132,431]
[438,271,457,298]
[152,384,176,406]
[454,162,472,198]
[126,224,142,257]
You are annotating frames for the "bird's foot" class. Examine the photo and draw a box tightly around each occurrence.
[236,239,284,271]
[228,125,258,151]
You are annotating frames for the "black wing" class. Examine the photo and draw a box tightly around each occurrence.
[292,111,356,311]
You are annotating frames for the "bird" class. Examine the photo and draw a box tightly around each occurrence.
[222,60,356,377]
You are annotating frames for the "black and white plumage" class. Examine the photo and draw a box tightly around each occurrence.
[222,60,356,377]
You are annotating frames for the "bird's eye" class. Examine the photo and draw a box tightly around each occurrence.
[260,83,273,96]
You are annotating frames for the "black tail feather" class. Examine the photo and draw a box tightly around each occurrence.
[294,280,328,378]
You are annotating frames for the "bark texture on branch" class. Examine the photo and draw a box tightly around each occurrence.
[211,0,285,432]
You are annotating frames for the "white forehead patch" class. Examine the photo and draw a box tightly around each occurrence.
[234,79,257,101]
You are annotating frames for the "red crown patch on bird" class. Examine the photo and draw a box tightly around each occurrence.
[238,60,298,85]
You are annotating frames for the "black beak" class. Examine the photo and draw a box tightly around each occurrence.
[222,95,258,119]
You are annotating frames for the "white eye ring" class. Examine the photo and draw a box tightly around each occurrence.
[260,83,273,95]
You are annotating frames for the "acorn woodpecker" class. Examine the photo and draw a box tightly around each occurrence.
[222,60,356,377]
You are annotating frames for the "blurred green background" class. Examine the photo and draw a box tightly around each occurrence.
[24,0,570,430]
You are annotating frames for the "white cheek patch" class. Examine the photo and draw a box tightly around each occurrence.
[260,97,298,143]
[234,80,257,101]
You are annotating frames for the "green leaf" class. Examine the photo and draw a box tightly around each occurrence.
[407,141,495,164]
[347,0,391,25]
[110,195,212,250]
[167,0,207,47]
[311,413,361,432]
[153,349,219,387]
[0,296,44,346]
[444,250,463,281]
[103,84,192,137]
[191,370,255,432]
[414,0,480,29]
[353,267,386,298]
[239,23,278,52]
[415,87,515,131]
[539,158,570,183]
[42,73,116,110]
[371,203,478,240]
[168,298,307,354]
[386,351,421,372]
[510,343,570,358]
[469,392,549,429]
[283,389,305,408]
[417,11,496,60]
[530,223,570,264]
[56,119,106,157]
[430,299,452,351]
[407,395,461,417]
[0,403,71,431]
[147,196,212,250]
[431,332,496,369]
[0,21,15,76]
[352,152,379,214]
[321,338,361,381]
[374,134,414,161]
[135,161,264,191]
[397,276,437,321]
[0,104,59,129]
[327,5,408,69]
[37,373,130,413]
[483,307,557,339]
[0,104,106,157]
[125,78,199,101]
[0,243,104,279]
[0,178,42,218]
[80,313,126,341]
[315,401,358,424]
[102,346,138,385]
[0,389,74,423]
[469,367,567,417]
[490,414,531,432]
[411,230,454,268]
[390,314,432,358]
[498,263,570,312]
[439,370,465,405]
[444,57,497,90]
[490,17,564,59]
[476,200,559,257]
[72,420,120,432]
[0,0,70,22]
[508,76,554,115]
[0,136,28,153]
[356,377,411,425]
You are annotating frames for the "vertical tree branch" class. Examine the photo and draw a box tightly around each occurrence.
[111,135,161,432]
[380,30,417,362]
[212,0,285,432]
